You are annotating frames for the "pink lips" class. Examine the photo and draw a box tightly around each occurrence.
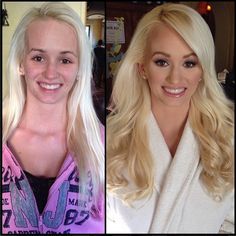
[37,82,63,92]
[162,86,186,97]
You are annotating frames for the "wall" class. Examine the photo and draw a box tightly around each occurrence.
[212,1,234,72]
[2,1,87,97]
[87,19,104,48]
[181,1,235,73]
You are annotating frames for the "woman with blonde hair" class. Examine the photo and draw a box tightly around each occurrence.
[107,3,234,233]
[2,2,104,234]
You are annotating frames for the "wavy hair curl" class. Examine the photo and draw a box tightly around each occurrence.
[107,3,234,204]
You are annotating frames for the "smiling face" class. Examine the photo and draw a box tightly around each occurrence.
[20,18,79,105]
[140,23,202,112]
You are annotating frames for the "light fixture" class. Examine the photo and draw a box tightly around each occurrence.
[207,4,212,12]
[198,2,212,15]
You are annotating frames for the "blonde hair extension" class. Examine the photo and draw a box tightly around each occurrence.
[107,3,234,204]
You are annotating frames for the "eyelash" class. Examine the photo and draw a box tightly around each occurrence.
[31,56,72,64]
[154,59,197,68]
[155,59,168,67]
[32,56,44,62]
[184,61,196,68]
[61,58,72,64]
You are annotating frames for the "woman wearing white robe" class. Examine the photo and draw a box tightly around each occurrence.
[107,3,234,234]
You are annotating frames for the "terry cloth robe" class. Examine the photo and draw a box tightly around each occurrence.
[107,112,234,234]
[2,145,104,234]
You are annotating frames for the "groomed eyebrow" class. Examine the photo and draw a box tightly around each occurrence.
[152,51,197,58]
[183,52,197,58]
[29,48,77,57]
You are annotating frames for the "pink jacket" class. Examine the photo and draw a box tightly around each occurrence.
[2,144,104,234]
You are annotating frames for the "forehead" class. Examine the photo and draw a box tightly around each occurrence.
[147,23,193,55]
[25,18,78,52]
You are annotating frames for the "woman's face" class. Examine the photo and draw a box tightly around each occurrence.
[21,18,79,105]
[140,23,202,111]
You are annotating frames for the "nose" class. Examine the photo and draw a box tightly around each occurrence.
[44,61,58,80]
[167,66,182,84]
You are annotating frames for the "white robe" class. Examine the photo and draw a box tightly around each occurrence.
[107,112,234,233]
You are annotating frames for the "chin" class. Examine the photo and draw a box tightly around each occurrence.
[36,96,66,105]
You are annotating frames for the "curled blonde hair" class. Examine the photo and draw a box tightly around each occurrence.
[3,2,104,208]
[107,3,234,204]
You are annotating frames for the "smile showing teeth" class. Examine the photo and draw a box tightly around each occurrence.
[163,87,185,94]
[39,82,61,90]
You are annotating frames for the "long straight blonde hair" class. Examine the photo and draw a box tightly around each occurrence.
[3,2,104,209]
[107,3,234,204]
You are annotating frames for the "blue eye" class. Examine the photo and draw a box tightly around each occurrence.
[155,59,169,67]
[184,61,196,68]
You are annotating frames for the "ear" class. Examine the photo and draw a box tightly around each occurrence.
[137,63,147,80]
[19,63,25,76]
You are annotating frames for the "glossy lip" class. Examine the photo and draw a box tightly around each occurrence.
[162,86,187,98]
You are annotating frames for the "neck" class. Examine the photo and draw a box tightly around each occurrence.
[151,102,189,134]
[19,99,67,134]
[151,102,189,157]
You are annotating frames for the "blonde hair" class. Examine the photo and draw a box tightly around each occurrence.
[3,2,104,209]
[107,3,234,204]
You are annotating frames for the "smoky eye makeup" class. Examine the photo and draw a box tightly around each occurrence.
[183,56,199,68]
[154,59,169,67]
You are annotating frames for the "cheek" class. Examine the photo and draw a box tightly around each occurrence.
[147,71,165,86]
[146,64,165,83]
[188,70,202,86]
[147,77,163,94]
[61,69,77,84]
[186,72,202,97]
[23,62,42,80]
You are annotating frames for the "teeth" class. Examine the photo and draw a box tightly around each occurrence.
[164,87,185,94]
[39,83,61,90]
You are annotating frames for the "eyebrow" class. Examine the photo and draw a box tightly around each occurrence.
[152,51,197,58]
[29,48,77,57]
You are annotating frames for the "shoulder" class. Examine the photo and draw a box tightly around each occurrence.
[2,142,22,177]
[2,143,12,159]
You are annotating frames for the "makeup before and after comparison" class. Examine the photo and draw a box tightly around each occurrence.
[2,1,235,234]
